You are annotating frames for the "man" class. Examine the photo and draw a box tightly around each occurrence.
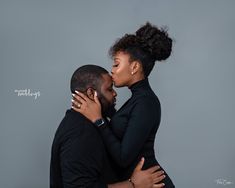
[50,65,165,188]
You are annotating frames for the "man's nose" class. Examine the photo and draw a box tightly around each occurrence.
[113,90,117,97]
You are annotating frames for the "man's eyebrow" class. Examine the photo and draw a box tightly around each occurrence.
[109,83,113,88]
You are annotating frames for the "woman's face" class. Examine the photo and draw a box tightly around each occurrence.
[111,51,133,88]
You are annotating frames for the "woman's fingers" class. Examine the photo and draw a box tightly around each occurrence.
[72,93,86,104]
[94,91,101,106]
[152,183,165,188]
[71,103,81,112]
[75,90,90,101]
[71,98,80,107]
[71,98,82,111]
[72,94,83,107]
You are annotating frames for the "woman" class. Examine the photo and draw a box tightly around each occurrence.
[72,22,174,187]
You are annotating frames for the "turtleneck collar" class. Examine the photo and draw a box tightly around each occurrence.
[129,78,151,93]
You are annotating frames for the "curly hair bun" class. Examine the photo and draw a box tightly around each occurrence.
[136,22,172,61]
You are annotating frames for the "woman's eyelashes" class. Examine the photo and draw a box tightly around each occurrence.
[113,64,119,67]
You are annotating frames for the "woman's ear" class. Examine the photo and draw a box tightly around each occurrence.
[86,88,95,100]
[131,61,141,74]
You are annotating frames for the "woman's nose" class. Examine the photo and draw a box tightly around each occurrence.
[111,67,115,75]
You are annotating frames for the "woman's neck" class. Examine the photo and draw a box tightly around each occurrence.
[127,74,145,88]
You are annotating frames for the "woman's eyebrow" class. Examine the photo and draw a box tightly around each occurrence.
[114,57,120,61]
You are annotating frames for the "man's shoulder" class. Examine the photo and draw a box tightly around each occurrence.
[53,109,101,143]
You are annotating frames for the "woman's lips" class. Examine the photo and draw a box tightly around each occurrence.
[112,76,116,84]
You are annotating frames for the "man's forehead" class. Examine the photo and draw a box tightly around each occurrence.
[101,73,113,86]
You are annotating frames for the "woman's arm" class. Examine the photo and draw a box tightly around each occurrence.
[99,98,160,167]
[72,91,160,167]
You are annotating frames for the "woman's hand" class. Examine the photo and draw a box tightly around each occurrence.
[71,91,103,123]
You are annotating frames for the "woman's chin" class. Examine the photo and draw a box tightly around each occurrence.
[114,82,123,88]
[113,79,127,88]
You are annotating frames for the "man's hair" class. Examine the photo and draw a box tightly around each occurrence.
[70,64,109,93]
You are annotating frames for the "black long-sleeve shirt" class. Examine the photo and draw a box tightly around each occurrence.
[99,79,175,187]
[50,109,117,188]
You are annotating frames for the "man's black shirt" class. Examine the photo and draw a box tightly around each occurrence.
[50,109,117,188]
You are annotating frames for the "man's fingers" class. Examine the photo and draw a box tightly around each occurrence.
[146,165,160,173]
[152,170,164,178]
[134,157,145,171]
[152,183,165,188]
[152,174,165,184]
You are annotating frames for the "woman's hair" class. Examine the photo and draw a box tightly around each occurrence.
[109,22,172,77]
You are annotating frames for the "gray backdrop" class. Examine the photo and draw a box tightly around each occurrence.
[1,0,235,187]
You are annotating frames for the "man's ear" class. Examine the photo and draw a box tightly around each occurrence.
[86,88,95,100]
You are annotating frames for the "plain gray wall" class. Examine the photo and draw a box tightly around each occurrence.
[1,0,235,187]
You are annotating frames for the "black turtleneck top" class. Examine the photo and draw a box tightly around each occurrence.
[99,79,175,187]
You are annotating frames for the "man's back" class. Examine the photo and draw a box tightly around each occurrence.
[50,109,117,188]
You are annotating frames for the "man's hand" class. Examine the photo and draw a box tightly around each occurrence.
[130,157,165,188]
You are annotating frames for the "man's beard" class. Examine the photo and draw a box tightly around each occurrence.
[103,104,117,119]
[99,94,117,119]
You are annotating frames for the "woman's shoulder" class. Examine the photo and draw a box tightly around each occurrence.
[133,90,160,104]
[130,93,161,111]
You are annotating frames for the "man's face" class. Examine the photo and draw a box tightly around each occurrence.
[98,73,117,118]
